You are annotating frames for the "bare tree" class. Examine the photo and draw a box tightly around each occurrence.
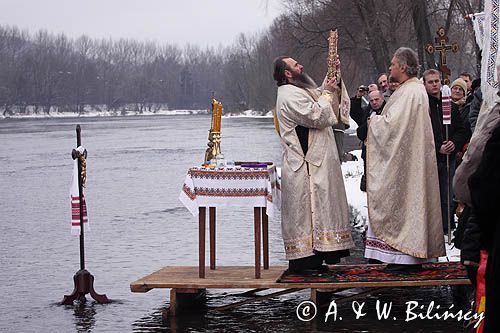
[0,1,481,116]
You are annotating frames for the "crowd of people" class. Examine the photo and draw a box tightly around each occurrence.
[273,47,499,331]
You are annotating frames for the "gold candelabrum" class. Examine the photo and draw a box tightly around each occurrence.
[204,98,223,164]
[327,29,340,82]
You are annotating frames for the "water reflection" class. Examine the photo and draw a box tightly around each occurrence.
[133,286,473,332]
[71,301,96,332]
[133,305,170,332]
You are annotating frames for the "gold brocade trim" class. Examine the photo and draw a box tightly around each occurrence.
[321,90,334,103]
[314,229,352,244]
[284,238,312,251]
[273,109,280,136]
[284,229,353,259]
[284,236,313,258]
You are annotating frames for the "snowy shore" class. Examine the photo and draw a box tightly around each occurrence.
[0,105,279,120]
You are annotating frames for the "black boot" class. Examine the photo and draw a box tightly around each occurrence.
[384,263,423,273]
[288,254,326,275]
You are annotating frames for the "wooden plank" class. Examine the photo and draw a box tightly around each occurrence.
[311,287,386,308]
[213,288,304,311]
[130,265,470,292]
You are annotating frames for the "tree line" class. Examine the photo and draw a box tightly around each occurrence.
[0,0,483,116]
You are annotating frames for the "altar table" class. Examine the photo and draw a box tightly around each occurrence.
[179,165,280,278]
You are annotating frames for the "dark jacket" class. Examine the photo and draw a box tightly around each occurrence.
[356,101,386,161]
[456,102,473,143]
[469,87,483,133]
[350,96,365,127]
[461,123,500,333]
[356,102,385,142]
[428,94,468,163]
[469,123,500,254]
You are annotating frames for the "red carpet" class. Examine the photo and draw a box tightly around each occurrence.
[277,262,468,283]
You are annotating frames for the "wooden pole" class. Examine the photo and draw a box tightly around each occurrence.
[209,207,216,270]
[199,207,206,278]
[262,207,269,270]
[254,207,261,279]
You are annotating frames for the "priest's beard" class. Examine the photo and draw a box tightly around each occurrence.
[291,72,317,90]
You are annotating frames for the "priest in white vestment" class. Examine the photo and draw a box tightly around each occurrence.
[365,47,445,271]
[272,56,354,274]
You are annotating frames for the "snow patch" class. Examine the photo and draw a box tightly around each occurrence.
[223,109,273,118]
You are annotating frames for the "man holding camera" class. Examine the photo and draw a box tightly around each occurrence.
[350,85,370,126]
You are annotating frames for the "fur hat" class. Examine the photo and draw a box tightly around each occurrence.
[451,78,467,94]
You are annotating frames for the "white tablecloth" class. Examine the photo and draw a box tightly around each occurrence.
[179,165,281,217]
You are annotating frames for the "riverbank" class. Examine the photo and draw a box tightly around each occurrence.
[0,106,277,120]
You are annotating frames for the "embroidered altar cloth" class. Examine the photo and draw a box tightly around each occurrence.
[179,165,281,217]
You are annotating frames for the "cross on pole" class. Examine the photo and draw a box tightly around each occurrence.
[425,27,459,85]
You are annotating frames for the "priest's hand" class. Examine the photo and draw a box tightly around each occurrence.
[324,76,338,93]
[439,141,455,154]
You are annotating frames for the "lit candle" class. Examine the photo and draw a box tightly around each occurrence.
[211,99,217,131]
[217,103,223,132]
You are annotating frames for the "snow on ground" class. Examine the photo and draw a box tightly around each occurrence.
[1,108,280,120]
[341,150,459,262]
[341,150,367,232]
[0,108,210,119]
[223,109,273,118]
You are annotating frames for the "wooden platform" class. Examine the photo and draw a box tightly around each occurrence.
[130,265,470,293]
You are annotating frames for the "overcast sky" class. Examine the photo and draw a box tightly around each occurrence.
[0,0,284,47]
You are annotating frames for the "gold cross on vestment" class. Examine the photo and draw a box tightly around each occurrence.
[425,27,459,85]
[335,233,342,243]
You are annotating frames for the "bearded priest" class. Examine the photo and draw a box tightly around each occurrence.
[272,56,354,274]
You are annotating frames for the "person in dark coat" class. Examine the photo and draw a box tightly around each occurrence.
[469,81,483,133]
[423,69,468,234]
[465,122,500,332]
[457,69,500,332]
[350,85,369,126]
[356,90,386,192]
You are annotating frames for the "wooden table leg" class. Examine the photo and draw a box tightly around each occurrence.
[209,207,216,270]
[254,207,261,279]
[199,207,206,278]
[262,207,269,270]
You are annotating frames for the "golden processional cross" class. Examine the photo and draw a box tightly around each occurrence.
[425,27,459,85]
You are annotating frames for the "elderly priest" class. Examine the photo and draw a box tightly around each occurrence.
[364,47,445,272]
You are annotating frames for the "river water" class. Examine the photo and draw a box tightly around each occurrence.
[0,115,470,332]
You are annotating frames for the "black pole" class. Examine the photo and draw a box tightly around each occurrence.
[76,125,85,270]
